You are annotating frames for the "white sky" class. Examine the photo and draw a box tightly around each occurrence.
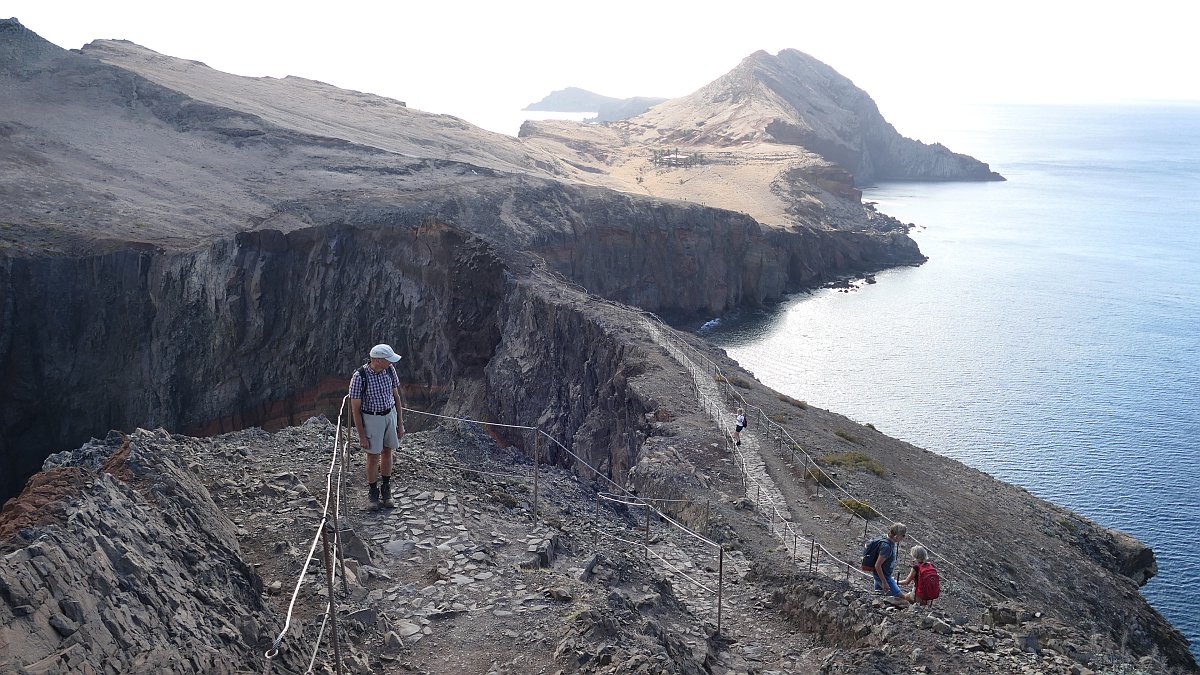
[7,1,1199,136]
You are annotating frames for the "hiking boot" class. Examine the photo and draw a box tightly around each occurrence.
[380,482,394,508]
[367,484,381,510]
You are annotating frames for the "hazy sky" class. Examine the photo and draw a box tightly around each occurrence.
[8,1,1199,136]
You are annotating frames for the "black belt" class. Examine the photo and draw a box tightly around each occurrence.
[361,407,393,416]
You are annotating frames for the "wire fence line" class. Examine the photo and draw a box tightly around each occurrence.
[633,310,1007,601]
[263,304,1008,670]
[265,387,744,670]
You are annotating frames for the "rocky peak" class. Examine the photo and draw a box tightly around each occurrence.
[634,48,1003,185]
[0,17,66,75]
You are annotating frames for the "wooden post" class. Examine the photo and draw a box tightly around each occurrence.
[644,503,651,559]
[533,432,540,514]
[809,540,817,573]
[321,524,344,675]
[793,532,798,562]
[863,518,869,540]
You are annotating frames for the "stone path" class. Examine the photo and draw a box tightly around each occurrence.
[638,316,874,587]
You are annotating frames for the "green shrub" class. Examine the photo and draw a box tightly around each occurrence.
[822,450,885,476]
[838,498,881,520]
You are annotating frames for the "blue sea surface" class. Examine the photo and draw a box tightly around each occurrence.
[701,103,1200,656]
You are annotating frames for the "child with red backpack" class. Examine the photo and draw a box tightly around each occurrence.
[899,545,941,606]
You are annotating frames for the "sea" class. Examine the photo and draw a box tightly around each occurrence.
[696,102,1200,656]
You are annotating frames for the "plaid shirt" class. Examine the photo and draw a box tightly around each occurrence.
[349,365,399,413]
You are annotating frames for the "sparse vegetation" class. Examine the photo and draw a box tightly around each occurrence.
[804,466,835,487]
[838,497,881,520]
[822,450,885,476]
[767,413,787,423]
[777,393,807,409]
[490,488,518,508]
[834,429,864,445]
[714,373,753,389]
[864,422,876,430]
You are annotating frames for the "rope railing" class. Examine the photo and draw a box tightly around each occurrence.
[265,395,354,671]
[264,302,1002,672]
[635,309,1007,600]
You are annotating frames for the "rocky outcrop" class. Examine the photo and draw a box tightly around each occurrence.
[0,429,303,674]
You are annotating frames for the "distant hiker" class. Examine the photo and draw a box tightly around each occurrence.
[350,344,405,509]
[734,408,746,446]
[899,545,941,606]
[861,522,907,597]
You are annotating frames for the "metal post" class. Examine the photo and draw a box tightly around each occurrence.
[717,549,724,636]
[321,524,344,675]
[705,500,711,530]
[793,532,798,562]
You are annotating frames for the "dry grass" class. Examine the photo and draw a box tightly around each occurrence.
[777,393,807,409]
[838,497,881,520]
[822,450,886,476]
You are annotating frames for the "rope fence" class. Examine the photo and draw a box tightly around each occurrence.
[633,310,1007,601]
[261,304,1007,672]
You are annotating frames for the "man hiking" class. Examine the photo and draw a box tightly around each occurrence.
[349,343,405,509]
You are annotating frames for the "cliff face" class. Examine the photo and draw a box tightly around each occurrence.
[0,189,917,502]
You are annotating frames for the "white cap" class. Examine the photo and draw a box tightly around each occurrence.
[369,344,402,363]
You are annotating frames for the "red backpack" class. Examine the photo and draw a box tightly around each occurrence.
[914,561,941,604]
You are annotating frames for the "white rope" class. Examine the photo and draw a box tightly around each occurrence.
[267,396,350,659]
[638,310,1006,599]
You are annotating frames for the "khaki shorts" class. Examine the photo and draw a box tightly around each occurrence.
[361,408,399,454]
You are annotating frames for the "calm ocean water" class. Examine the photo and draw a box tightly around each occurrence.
[700,103,1200,655]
